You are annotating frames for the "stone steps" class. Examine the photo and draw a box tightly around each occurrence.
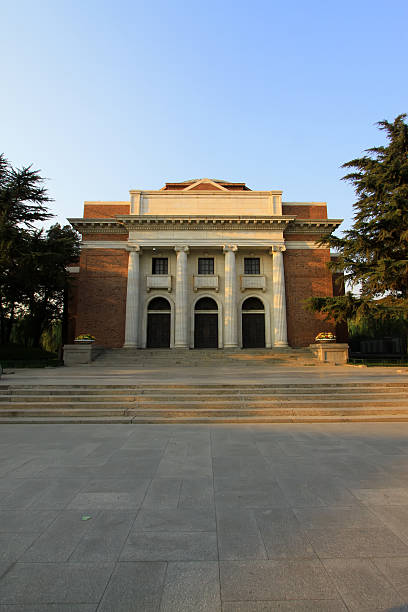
[91,347,317,367]
[2,406,408,417]
[4,382,408,389]
[1,381,408,423]
[1,414,408,424]
[2,393,408,403]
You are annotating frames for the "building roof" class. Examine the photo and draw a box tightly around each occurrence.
[160,178,252,191]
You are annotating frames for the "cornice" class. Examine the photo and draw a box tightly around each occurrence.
[68,216,342,235]
[68,218,127,234]
[129,190,283,197]
[117,215,295,231]
[285,219,342,234]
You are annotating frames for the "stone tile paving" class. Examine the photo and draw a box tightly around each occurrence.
[2,424,408,610]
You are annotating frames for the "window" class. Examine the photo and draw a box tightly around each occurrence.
[242,297,264,311]
[152,258,168,275]
[244,258,260,275]
[198,258,214,275]
[148,297,171,311]
[195,297,218,310]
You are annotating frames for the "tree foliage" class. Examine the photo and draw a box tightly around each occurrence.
[0,154,80,346]
[307,114,408,324]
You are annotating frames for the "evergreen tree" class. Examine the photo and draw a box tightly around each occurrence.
[0,154,79,345]
[308,114,408,324]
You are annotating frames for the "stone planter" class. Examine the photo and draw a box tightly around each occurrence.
[310,343,349,365]
[63,343,102,366]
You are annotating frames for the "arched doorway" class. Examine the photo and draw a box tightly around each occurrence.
[194,297,218,348]
[147,297,171,348]
[242,297,265,348]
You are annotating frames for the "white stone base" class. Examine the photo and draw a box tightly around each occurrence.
[310,343,349,364]
[63,344,103,366]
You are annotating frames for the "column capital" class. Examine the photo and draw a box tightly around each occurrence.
[270,244,286,254]
[126,244,141,253]
[223,244,238,253]
[174,245,189,254]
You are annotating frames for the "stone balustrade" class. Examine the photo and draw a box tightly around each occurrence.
[146,275,172,292]
[240,274,266,292]
[193,275,219,292]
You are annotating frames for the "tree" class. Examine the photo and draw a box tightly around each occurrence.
[0,154,52,343]
[0,154,79,346]
[20,224,80,347]
[307,114,408,324]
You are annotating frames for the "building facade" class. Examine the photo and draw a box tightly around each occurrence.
[68,178,342,349]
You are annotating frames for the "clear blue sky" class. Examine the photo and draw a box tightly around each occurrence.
[2,0,407,230]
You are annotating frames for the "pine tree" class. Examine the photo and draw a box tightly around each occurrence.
[308,114,408,323]
[0,154,79,345]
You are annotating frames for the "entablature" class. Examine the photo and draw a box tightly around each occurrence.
[116,215,295,231]
[284,219,342,235]
[68,218,127,234]
[69,215,296,234]
[69,216,342,237]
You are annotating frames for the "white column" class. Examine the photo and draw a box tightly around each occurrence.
[124,245,141,347]
[271,245,288,347]
[223,245,238,348]
[174,246,189,348]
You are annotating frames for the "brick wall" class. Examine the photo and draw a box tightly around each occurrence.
[66,275,79,343]
[285,234,323,242]
[189,183,222,191]
[83,203,130,218]
[75,249,128,347]
[284,249,335,347]
[282,204,328,219]
[82,233,128,241]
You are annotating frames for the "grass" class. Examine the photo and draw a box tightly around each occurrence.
[0,344,62,368]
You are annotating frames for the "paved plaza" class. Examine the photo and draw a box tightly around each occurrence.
[2,356,408,386]
[1,419,408,610]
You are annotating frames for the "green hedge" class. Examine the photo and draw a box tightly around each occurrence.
[0,345,62,368]
[1,359,62,368]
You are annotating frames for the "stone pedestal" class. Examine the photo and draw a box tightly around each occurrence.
[63,344,103,366]
[310,343,349,364]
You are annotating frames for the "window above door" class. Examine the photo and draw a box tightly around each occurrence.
[198,258,214,275]
[152,258,168,274]
[244,257,260,275]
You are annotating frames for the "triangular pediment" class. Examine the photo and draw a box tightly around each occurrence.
[183,178,229,192]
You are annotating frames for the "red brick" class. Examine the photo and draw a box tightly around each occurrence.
[282,204,328,219]
[284,249,335,347]
[75,249,128,347]
[83,233,128,241]
[83,203,130,218]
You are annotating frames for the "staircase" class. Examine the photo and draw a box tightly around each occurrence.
[1,382,408,423]
[91,347,317,367]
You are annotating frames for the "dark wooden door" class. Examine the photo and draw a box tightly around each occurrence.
[194,313,218,348]
[242,313,265,348]
[147,313,170,348]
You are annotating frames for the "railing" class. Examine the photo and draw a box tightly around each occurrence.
[240,275,266,292]
[193,275,219,292]
[146,275,172,292]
